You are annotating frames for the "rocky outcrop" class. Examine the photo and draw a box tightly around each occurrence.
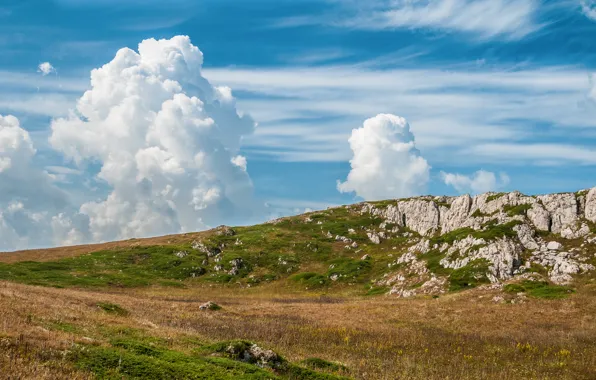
[440,195,472,233]
[361,187,596,288]
[586,188,596,222]
[538,193,578,234]
[363,187,596,239]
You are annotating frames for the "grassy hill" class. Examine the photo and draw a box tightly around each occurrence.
[1,197,596,379]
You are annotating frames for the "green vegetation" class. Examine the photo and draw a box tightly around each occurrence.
[97,302,130,316]
[474,220,522,240]
[365,285,389,296]
[486,193,507,202]
[291,272,329,289]
[70,337,349,380]
[429,221,521,247]
[0,245,207,288]
[422,250,452,276]
[448,259,490,291]
[504,281,575,299]
[587,220,596,234]
[503,204,532,217]
[326,258,371,282]
[430,228,476,246]
[368,200,397,209]
[471,209,487,218]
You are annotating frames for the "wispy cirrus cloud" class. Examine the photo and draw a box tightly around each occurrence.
[204,63,596,166]
[275,0,544,41]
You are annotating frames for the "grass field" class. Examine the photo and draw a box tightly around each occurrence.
[1,278,596,379]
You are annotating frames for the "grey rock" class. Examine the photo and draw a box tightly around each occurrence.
[586,188,596,222]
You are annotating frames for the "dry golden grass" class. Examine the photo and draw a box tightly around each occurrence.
[1,279,596,379]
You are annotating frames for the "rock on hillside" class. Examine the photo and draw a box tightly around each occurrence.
[360,188,596,296]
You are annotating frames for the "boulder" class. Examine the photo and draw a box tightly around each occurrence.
[586,187,596,223]
[199,301,221,311]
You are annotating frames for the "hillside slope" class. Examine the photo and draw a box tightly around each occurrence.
[1,187,595,298]
[1,187,596,379]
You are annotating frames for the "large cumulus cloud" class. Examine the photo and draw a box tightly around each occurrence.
[337,114,431,200]
[49,36,259,243]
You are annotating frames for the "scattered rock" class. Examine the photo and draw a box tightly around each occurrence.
[215,226,236,236]
[367,232,382,244]
[200,301,221,311]
[335,235,352,243]
[225,343,282,369]
[174,251,188,258]
[547,241,562,251]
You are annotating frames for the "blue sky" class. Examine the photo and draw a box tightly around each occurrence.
[0,0,596,249]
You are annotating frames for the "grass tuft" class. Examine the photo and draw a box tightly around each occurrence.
[97,302,129,316]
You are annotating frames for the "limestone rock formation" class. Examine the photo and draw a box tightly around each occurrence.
[360,186,596,288]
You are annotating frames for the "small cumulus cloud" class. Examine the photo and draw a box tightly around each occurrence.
[581,0,596,20]
[337,114,431,201]
[38,62,56,76]
[440,170,510,194]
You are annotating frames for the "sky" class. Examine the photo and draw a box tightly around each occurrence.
[1,0,596,250]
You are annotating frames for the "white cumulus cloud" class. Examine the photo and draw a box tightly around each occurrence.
[440,170,510,194]
[337,113,431,201]
[50,35,259,243]
[38,62,56,76]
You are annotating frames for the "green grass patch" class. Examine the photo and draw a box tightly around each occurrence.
[503,204,532,217]
[422,250,452,276]
[430,228,476,246]
[474,220,522,241]
[97,302,130,317]
[504,280,574,299]
[486,193,507,202]
[290,272,329,289]
[0,245,208,288]
[326,258,372,282]
[72,343,278,379]
[365,285,389,296]
[46,321,81,334]
[471,209,487,218]
[448,259,490,291]
[429,220,522,247]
